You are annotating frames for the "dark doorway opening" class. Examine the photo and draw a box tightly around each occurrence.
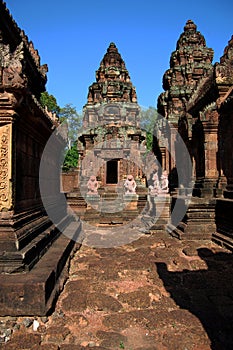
[106,159,118,184]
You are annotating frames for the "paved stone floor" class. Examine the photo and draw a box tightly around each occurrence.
[1,226,233,350]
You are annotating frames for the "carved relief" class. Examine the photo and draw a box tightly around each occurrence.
[2,42,27,89]
[0,124,12,210]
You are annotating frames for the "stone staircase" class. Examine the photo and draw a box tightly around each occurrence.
[66,185,148,227]
[167,196,216,240]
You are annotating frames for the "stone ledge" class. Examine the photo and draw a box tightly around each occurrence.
[0,222,82,316]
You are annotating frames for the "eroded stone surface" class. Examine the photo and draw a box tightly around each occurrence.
[2,229,233,349]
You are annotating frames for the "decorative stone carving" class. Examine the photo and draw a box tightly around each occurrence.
[155,19,214,187]
[160,171,169,194]
[87,175,99,195]
[0,4,47,98]
[78,43,146,187]
[149,171,169,196]
[158,20,214,121]
[2,42,27,89]
[124,175,137,194]
[0,124,12,210]
[149,172,160,196]
[86,42,137,105]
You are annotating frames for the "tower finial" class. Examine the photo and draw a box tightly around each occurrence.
[184,20,197,32]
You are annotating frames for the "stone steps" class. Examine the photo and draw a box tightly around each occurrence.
[0,220,81,316]
[212,232,233,252]
[0,214,73,273]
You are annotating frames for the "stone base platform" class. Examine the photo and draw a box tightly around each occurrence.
[66,187,147,226]
[148,195,171,232]
[213,198,233,251]
[0,221,81,316]
[167,196,216,240]
[0,210,75,274]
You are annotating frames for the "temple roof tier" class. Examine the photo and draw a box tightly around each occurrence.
[86,42,137,106]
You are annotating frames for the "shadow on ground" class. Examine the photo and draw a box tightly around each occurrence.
[156,248,233,350]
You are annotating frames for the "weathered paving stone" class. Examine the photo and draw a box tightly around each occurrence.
[134,247,153,256]
[134,348,160,350]
[154,248,180,259]
[65,314,89,328]
[118,288,151,308]
[1,230,233,349]
[1,332,41,349]
[189,259,208,270]
[61,291,87,312]
[87,293,122,312]
[45,326,70,344]
[94,248,126,257]
[31,345,59,350]
[182,246,199,256]
[44,326,70,343]
[77,264,119,281]
[102,312,137,331]
[96,330,127,348]
[161,329,211,350]
[65,279,91,293]
[59,345,85,350]
[82,347,108,350]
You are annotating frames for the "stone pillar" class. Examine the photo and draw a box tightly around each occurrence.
[169,124,177,172]
[193,108,219,198]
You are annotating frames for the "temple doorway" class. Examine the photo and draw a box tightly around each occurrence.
[106,159,118,184]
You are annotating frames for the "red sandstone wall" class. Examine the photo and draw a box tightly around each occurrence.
[61,171,79,193]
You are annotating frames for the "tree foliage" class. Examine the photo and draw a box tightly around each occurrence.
[59,104,82,172]
[59,103,82,149]
[140,106,158,151]
[62,141,79,172]
[40,92,82,172]
[40,91,60,114]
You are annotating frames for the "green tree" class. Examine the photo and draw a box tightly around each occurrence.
[62,141,79,172]
[59,103,82,149]
[40,93,81,172]
[40,91,60,114]
[140,106,158,151]
[60,104,82,172]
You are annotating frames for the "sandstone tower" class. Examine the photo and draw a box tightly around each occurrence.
[78,42,147,188]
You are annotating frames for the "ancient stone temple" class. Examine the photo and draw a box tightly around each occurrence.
[0,1,80,315]
[78,42,146,189]
[156,20,233,249]
[157,19,214,185]
[185,35,233,249]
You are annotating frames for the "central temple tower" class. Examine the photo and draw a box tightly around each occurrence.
[78,43,146,188]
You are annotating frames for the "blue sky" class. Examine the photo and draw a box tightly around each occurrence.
[4,0,233,112]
